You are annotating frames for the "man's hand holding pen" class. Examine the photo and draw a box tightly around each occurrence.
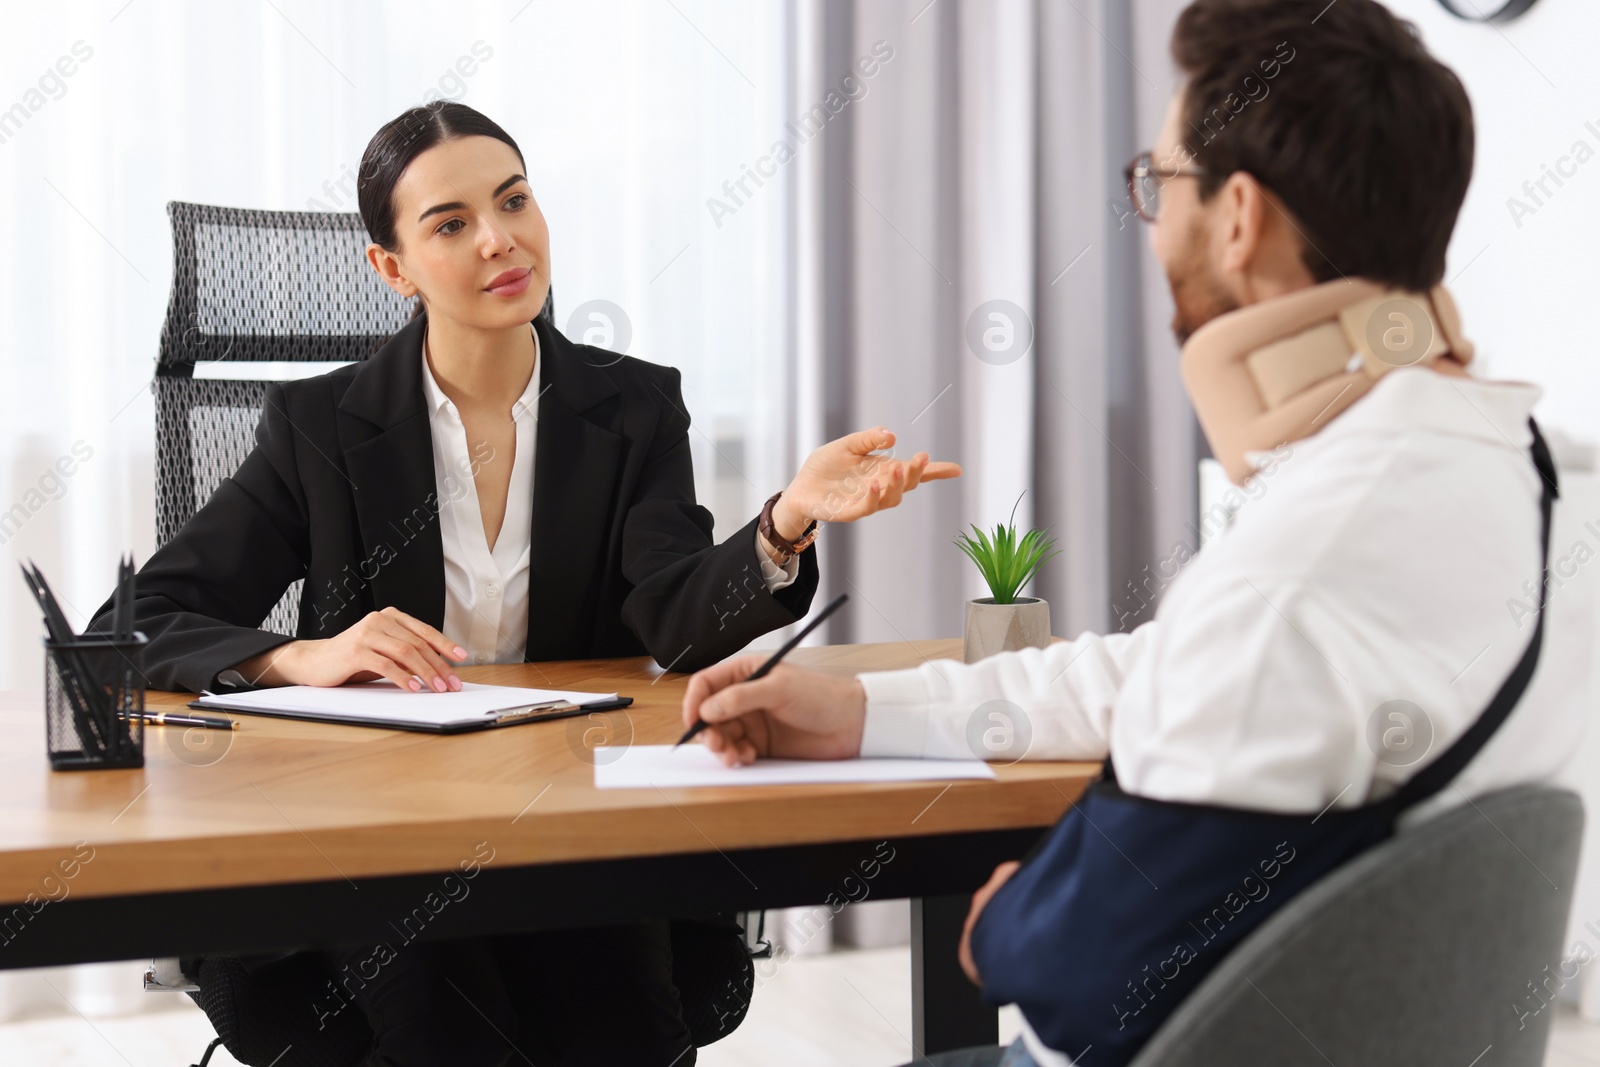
[680,659,867,767]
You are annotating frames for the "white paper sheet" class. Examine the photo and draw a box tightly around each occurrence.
[194,680,618,730]
[593,744,997,788]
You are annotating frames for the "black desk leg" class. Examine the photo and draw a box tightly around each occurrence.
[911,895,998,1056]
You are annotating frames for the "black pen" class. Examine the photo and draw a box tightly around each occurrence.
[113,555,137,759]
[674,593,849,749]
[108,556,127,759]
[133,710,237,731]
[24,563,108,750]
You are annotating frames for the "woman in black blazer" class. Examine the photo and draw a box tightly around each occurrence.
[101,125,953,699]
[114,298,897,694]
[94,103,955,1066]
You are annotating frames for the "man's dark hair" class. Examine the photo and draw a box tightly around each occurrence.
[1170,0,1474,291]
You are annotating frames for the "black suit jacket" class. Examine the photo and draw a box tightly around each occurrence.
[92,314,818,693]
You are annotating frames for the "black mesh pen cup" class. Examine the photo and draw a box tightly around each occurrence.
[43,634,147,770]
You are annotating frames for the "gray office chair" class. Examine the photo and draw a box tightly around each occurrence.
[151,200,555,634]
[918,784,1582,1067]
[1123,783,1583,1067]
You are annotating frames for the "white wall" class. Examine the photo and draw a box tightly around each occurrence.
[1381,0,1600,444]
[1379,0,1600,1015]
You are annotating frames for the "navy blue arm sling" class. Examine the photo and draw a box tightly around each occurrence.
[970,418,1558,1065]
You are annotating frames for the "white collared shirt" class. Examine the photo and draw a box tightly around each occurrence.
[420,326,798,666]
[853,367,1593,1066]
[420,328,541,666]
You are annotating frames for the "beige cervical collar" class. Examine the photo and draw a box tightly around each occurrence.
[1180,278,1474,484]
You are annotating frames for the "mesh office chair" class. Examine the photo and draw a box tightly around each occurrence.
[145,203,751,1064]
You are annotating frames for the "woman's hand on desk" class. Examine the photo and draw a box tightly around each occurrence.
[764,427,961,550]
[682,657,867,766]
[232,607,467,692]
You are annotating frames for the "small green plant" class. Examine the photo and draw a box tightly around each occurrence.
[954,499,1061,605]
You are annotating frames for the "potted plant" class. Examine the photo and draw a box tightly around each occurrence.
[954,507,1060,664]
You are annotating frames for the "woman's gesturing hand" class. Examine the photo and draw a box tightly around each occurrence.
[233,606,467,692]
[769,427,960,539]
[681,656,868,767]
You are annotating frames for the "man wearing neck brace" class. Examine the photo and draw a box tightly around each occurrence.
[679,1,1592,1064]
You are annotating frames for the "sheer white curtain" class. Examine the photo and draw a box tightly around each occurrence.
[0,0,792,1022]
[0,0,793,692]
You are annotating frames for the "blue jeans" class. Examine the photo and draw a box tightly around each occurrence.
[900,1038,1039,1067]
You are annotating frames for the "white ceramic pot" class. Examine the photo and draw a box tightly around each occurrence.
[963,597,1051,663]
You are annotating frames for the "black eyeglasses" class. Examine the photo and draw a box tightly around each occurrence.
[1124,150,1209,222]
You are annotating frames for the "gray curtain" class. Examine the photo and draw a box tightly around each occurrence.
[793,0,1198,645]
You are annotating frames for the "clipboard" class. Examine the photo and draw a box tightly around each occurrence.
[187,681,633,735]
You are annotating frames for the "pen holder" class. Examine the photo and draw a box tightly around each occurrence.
[43,634,146,771]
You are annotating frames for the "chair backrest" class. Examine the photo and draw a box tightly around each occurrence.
[1127,784,1584,1067]
[153,201,553,634]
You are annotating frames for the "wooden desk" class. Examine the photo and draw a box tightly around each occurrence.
[0,640,1096,1053]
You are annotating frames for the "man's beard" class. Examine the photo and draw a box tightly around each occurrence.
[1166,217,1239,346]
